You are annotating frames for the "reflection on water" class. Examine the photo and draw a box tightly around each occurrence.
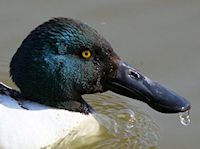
[50,93,159,149]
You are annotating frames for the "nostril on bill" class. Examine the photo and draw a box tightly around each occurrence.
[128,69,140,79]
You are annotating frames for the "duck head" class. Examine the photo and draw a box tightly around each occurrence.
[10,18,190,114]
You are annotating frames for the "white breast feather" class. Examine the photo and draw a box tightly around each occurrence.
[0,95,100,149]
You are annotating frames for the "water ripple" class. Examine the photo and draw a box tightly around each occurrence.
[80,92,159,149]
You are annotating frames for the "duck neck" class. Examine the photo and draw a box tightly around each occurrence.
[24,92,95,114]
[47,97,95,114]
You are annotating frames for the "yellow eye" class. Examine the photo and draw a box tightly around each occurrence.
[82,50,92,59]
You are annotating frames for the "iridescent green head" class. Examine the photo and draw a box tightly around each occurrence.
[10,18,118,113]
[10,18,190,114]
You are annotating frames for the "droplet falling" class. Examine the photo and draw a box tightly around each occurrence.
[179,110,191,126]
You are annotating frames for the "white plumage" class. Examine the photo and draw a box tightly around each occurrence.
[0,93,100,149]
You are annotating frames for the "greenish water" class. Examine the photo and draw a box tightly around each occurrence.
[1,0,200,148]
[49,93,159,149]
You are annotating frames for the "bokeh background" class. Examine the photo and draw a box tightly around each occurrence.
[0,0,199,148]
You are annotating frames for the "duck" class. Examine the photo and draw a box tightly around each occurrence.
[0,17,191,149]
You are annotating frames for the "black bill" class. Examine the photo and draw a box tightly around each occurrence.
[106,61,191,113]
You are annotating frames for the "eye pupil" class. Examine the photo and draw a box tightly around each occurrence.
[82,50,91,59]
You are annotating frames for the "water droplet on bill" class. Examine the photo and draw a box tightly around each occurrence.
[179,110,191,126]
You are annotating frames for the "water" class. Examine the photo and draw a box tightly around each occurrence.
[1,0,200,148]
[179,110,191,126]
[77,93,159,149]
[48,93,159,149]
